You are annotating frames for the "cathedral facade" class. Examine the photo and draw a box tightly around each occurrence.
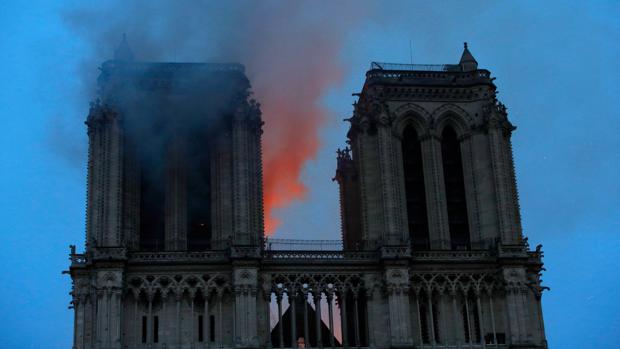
[67,42,547,349]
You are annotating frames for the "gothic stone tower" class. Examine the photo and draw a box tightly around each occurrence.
[67,41,547,349]
[67,38,266,349]
[334,43,547,348]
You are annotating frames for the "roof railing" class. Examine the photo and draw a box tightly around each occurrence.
[370,62,462,72]
[102,61,246,73]
[264,238,343,251]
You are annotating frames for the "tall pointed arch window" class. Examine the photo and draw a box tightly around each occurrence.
[441,126,471,250]
[186,132,212,251]
[402,125,430,249]
[139,142,166,251]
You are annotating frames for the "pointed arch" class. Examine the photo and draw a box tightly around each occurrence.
[392,103,432,139]
[432,104,473,138]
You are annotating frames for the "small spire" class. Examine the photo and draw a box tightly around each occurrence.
[114,33,134,61]
[459,41,478,72]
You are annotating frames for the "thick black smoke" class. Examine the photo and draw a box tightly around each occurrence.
[62,0,374,234]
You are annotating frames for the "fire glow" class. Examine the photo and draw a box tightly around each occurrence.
[253,52,343,235]
[243,5,355,236]
[63,1,365,236]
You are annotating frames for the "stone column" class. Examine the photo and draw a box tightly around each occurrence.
[464,294,473,345]
[247,104,265,245]
[73,296,85,349]
[161,294,167,346]
[232,108,251,245]
[363,283,377,349]
[204,289,211,349]
[487,290,498,346]
[504,286,517,344]
[147,293,153,346]
[438,294,450,347]
[414,290,424,348]
[475,291,486,348]
[354,120,382,245]
[95,290,104,347]
[519,288,531,343]
[112,290,122,347]
[326,292,335,349]
[165,136,187,251]
[420,134,450,249]
[535,294,548,347]
[176,292,182,347]
[105,109,124,249]
[451,290,463,348]
[376,114,407,244]
[106,291,112,347]
[290,291,298,349]
[85,108,103,248]
[459,134,482,247]
[133,293,139,347]
[468,130,499,248]
[93,270,123,349]
[89,291,97,349]
[217,291,224,348]
[487,122,510,243]
[191,291,197,348]
[314,292,323,349]
[353,291,361,347]
[72,296,78,349]
[263,295,272,348]
[85,101,124,248]
[95,289,117,348]
[503,267,528,344]
[250,288,258,346]
[504,133,523,240]
[276,291,284,349]
[212,131,234,247]
[385,268,413,348]
[122,137,141,251]
[303,290,310,347]
[487,114,521,244]
[353,126,369,245]
[233,267,259,347]
[339,290,349,349]
[427,290,436,346]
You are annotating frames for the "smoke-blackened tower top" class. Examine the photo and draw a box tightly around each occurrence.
[85,50,264,256]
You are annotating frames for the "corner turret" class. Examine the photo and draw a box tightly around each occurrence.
[114,33,134,61]
[459,42,478,71]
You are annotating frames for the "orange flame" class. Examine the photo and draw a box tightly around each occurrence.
[250,40,345,235]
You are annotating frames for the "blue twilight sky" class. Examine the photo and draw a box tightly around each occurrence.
[0,1,619,348]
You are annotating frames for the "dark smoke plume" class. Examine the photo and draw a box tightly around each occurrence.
[63,0,372,235]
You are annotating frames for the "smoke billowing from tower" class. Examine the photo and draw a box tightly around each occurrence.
[63,0,369,234]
